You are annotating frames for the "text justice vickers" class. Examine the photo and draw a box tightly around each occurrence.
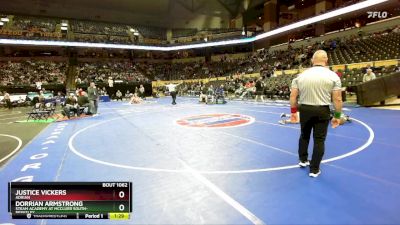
[15,190,67,195]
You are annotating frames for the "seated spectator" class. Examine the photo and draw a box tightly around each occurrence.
[215,85,226,104]
[363,69,376,82]
[240,81,255,99]
[234,83,245,97]
[55,91,65,106]
[199,86,208,103]
[62,95,79,119]
[395,65,400,72]
[77,92,90,114]
[0,61,66,86]
[115,90,123,101]
[264,86,275,99]
[101,87,108,96]
[38,91,46,104]
[207,85,215,103]
[125,90,133,99]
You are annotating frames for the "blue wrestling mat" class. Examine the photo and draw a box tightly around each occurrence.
[1,97,400,225]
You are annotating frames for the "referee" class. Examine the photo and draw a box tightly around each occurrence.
[290,50,343,178]
[165,82,182,105]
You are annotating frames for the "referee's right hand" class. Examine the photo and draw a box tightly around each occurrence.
[331,118,341,128]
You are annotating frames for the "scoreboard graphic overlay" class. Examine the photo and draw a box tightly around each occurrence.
[8,182,132,220]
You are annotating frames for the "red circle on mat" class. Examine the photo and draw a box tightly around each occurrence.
[176,113,254,128]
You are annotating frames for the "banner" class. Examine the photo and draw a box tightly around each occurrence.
[0,29,63,39]
[374,59,398,67]
[332,65,345,71]
[347,62,373,69]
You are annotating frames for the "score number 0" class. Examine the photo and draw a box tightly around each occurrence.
[118,191,125,211]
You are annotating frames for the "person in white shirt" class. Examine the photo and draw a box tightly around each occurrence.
[115,90,123,101]
[395,65,400,72]
[165,82,182,105]
[108,77,114,88]
[4,92,12,109]
[362,69,376,82]
[35,81,42,90]
[290,50,343,178]
[139,84,145,99]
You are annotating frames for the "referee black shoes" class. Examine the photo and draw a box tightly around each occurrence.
[298,160,310,167]
[309,170,321,178]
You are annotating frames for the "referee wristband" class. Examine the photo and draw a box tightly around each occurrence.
[334,112,341,119]
[290,107,298,114]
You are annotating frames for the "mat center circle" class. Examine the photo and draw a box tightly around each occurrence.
[176,113,255,128]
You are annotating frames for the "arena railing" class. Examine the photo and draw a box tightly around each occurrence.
[355,71,400,106]
[151,59,400,87]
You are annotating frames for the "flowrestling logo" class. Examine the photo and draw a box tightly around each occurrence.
[367,11,388,19]
[176,113,255,128]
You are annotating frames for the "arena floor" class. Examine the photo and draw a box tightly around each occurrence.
[1,97,400,225]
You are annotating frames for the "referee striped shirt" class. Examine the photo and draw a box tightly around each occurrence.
[291,66,341,106]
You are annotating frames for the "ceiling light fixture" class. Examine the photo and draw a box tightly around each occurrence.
[0,0,389,51]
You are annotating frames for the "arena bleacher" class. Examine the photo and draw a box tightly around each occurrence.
[1,1,400,225]
[0,22,399,102]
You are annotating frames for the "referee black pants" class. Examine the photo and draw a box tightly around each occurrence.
[298,105,330,172]
[6,99,12,109]
[170,91,177,105]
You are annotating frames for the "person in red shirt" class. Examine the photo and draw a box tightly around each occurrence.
[240,81,256,99]
[336,70,343,78]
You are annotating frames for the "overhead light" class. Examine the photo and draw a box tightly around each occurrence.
[258,16,262,20]
[254,0,388,41]
[0,0,389,51]
[0,22,3,26]
[1,18,9,22]
[130,28,136,32]
[61,22,68,27]
[0,37,253,51]
[242,31,246,35]
[133,32,139,36]
[61,27,68,31]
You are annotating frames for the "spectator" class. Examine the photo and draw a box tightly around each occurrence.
[4,92,12,109]
[395,65,400,72]
[255,77,265,102]
[115,90,123,101]
[77,91,90,113]
[363,69,376,82]
[108,77,114,88]
[215,84,226,104]
[87,82,99,115]
[62,95,79,119]
[199,86,208,103]
[38,91,45,103]
[125,90,132,99]
[139,84,145,99]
